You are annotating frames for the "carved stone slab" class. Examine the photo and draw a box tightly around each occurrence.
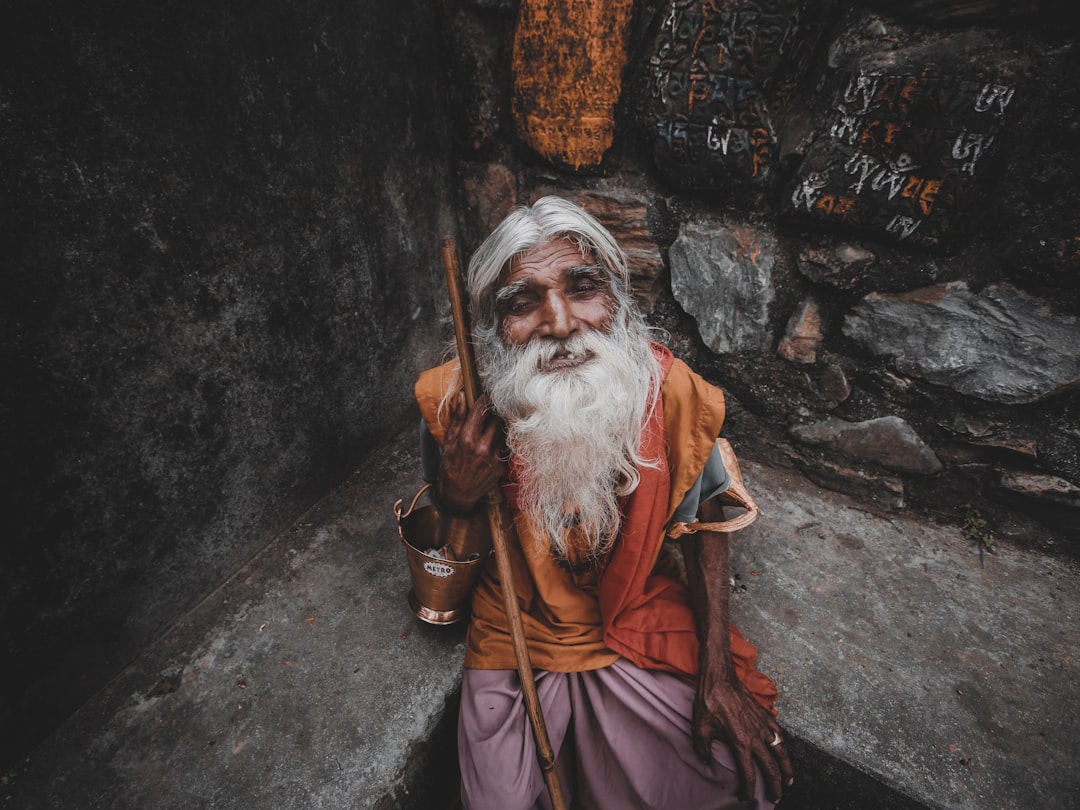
[639,0,806,189]
[511,0,635,171]
[784,31,1028,246]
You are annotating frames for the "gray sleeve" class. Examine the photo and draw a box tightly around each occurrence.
[671,441,731,524]
[420,419,441,484]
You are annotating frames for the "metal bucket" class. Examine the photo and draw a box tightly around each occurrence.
[394,484,492,625]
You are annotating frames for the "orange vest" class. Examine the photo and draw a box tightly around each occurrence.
[414,343,777,712]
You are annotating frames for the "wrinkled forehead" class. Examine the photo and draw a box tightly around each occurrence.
[500,237,598,285]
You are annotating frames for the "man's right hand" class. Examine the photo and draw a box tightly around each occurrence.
[436,392,506,513]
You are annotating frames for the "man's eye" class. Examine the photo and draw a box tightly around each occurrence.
[506,297,533,314]
[573,280,600,294]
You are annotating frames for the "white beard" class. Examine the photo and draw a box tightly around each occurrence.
[479,324,661,561]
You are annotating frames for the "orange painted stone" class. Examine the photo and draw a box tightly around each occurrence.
[511,0,635,171]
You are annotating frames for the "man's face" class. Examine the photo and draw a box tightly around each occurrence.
[495,239,617,368]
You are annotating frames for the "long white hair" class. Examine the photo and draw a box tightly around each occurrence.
[465,196,664,558]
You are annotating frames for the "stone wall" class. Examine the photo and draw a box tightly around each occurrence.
[445,0,1079,550]
[0,0,454,767]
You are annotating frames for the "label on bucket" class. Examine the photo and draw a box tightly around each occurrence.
[423,560,455,578]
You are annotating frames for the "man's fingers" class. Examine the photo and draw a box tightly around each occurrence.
[463,396,488,433]
[451,391,468,422]
[756,742,784,804]
[692,730,711,764]
[753,725,794,803]
[762,722,795,788]
[689,712,713,764]
[476,414,499,451]
[735,747,756,802]
[444,392,468,441]
[448,394,495,454]
[776,740,795,788]
[465,395,502,443]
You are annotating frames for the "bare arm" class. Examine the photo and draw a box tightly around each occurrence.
[680,496,794,803]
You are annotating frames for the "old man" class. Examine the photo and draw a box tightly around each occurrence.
[414,196,792,809]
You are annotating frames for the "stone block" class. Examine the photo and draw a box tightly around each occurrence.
[778,299,824,365]
[669,218,777,354]
[790,415,943,475]
[842,282,1080,405]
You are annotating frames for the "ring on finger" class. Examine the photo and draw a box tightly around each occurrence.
[769,731,783,747]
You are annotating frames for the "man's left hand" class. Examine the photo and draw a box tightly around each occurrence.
[691,670,794,804]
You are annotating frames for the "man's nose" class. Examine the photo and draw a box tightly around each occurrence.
[538,293,574,339]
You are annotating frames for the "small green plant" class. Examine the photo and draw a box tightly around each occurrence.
[962,503,994,563]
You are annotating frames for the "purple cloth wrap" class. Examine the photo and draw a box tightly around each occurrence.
[458,659,774,810]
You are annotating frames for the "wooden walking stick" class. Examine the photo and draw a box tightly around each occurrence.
[441,236,568,810]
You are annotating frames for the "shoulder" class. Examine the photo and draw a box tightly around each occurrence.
[414,359,461,444]
[661,356,726,440]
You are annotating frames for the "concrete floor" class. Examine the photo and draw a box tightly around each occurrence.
[4,428,1078,809]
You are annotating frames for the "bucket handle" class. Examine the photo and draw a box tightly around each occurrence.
[393,482,433,521]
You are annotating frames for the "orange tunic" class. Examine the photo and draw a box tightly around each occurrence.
[414,343,777,711]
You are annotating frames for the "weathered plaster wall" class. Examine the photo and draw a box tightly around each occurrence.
[1,0,453,767]
[446,0,1079,551]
